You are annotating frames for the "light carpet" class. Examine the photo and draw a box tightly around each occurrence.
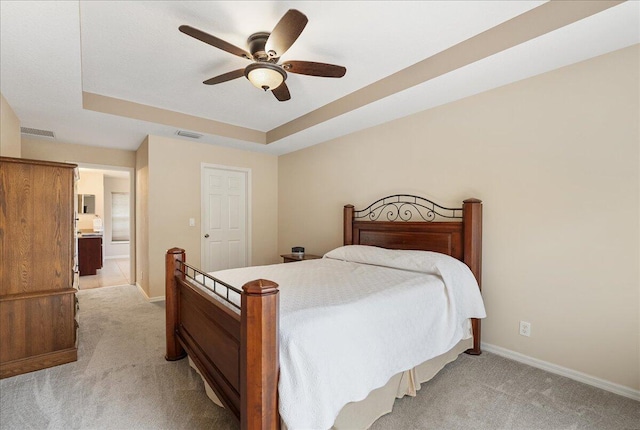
[0,284,638,429]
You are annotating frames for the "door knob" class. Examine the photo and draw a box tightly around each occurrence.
[204,234,210,238]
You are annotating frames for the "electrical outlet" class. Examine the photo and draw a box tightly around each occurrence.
[519,321,531,337]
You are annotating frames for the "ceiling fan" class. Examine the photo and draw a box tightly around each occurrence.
[179,9,346,102]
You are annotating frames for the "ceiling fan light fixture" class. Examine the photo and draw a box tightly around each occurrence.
[244,63,286,91]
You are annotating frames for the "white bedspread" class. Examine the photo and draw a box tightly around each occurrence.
[208,246,486,430]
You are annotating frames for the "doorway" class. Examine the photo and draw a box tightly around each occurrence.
[75,164,135,289]
[201,164,251,272]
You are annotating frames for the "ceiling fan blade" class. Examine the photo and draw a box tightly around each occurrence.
[272,82,291,102]
[203,69,245,85]
[282,61,346,78]
[265,9,308,59]
[179,25,251,60]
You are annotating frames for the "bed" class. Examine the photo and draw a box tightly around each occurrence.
[165,194,484,430]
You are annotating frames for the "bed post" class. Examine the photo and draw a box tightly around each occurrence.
[241,279,280,430]
[165,247,187,361]
[463,198,483,355]
[344,204,354,245]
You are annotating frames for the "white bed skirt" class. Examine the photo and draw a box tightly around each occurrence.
[188,336,473,430]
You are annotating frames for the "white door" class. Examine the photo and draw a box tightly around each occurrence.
[202,166,249,272]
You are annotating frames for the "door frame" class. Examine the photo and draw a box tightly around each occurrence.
[200,163,252,270]
[72,162,135,284]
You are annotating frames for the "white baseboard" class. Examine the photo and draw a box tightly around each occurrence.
[135,282,165,303]
[481,343,640,402]
[135,282,148,299]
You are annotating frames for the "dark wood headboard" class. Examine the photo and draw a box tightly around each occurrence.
[343,194,483,355]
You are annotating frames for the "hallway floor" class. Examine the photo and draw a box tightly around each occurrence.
[79,258,131,289]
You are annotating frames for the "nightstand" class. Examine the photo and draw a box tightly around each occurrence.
[280,253,322,263]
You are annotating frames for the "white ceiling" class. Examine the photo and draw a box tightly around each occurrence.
[1,1,638,155]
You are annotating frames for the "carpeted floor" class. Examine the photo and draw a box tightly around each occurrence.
[0,285,237,429]
[1,285,638,430]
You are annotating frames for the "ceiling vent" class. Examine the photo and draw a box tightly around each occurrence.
[176,130,203,139]
[20,127,56,139]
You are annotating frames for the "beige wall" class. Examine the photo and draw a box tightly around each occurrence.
[136,138,150,296]
[142,135,278,299]
[278,45,639,391]
[0,93,21,157]
[22,137,136,168]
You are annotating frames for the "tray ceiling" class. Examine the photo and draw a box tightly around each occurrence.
[1,1,638,154]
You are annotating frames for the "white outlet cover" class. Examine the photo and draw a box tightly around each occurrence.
[519,321,531,337]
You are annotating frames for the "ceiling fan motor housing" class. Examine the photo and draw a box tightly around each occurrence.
[248,32,276,62]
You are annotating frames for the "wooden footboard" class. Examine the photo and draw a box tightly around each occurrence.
[165,248,279,430]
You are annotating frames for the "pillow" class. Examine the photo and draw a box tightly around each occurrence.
[324,246,484,320]
[324,245,459,275]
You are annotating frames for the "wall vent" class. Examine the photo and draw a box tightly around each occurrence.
[176,130,203,139]
[20,127,56,138]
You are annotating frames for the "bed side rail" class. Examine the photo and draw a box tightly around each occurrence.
[166,248,244,361]
[179,255,243,311]
[165,248,280,430]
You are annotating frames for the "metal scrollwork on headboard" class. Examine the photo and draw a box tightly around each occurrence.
[354,194,463,222]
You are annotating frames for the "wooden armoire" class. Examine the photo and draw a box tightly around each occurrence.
[0,156,78,378]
